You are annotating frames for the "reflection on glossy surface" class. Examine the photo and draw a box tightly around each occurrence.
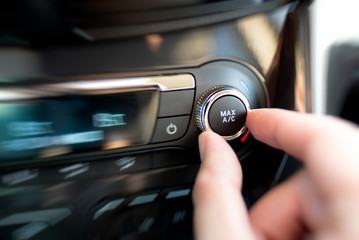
[103,139,132,150]
[237,13,279,75]
[0,3,294,78]
[128,193,158,206]
[0,208,71,226]
[170,29,215,64]
[166,188,191,199]
[145,34,164,53]
[294,57,307,112]
[2,170,39,186]
[93,198,125,220]
[0,2,299,239]
[0,90,40,101]
[294,21,308,113]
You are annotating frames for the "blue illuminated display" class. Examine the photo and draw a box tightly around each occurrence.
[0,90,157,161]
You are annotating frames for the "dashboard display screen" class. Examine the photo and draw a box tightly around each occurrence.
[0,90,159,162]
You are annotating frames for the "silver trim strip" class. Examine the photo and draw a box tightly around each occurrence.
[0,74,195,100]
[40,74,195,93]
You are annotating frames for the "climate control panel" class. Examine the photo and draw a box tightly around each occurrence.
[0,60,268,167]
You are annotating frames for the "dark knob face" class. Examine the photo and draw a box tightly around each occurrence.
[208,96,247,136]
[196,87,250,140]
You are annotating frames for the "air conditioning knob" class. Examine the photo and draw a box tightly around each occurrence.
[195,86,251,140]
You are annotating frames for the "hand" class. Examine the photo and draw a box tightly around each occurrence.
[193,109,359,240]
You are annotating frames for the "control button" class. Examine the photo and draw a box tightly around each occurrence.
[92,187,193,239]
[93,198,125,220]
[151,116,190,143]
[128,193,159,207]
[158,90,194,117]
[160,187,193,235]
[166,189,191,200]
[93,192,161,239]
[196,86,251,140]
[166,123,177,135]
[208,96,246,136]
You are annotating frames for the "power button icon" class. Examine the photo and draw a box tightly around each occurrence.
[166,123,177,135]
[151,116,190,143]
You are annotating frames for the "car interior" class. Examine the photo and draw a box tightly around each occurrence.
[1,0,359,239]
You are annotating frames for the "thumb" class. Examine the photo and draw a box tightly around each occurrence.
[193,131,256,240]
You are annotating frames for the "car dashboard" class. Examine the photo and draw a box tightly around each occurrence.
[2,0,358,239]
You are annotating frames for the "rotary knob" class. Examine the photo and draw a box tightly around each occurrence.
[196,86,251,140]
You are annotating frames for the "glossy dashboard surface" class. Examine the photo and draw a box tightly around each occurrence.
[0,1,304,239]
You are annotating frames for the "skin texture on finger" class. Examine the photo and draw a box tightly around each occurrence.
[250,170,326,240]
[246,109,359,198]
[193,131,256,240]
[193,109,359,240]
[247,109,359,239]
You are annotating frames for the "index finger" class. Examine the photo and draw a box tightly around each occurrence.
[246,109,359,196]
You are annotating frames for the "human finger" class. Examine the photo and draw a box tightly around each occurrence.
[246,109,359,197]
[250,170,325,240]
[193,131,256,240]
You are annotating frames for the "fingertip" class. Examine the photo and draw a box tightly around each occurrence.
[198,131,211,160]
[249,171,315,240]
[198,130,227,161]
[196,130,243,191]
[194,132,256,240]
[246,108,272,130]
[246,108,306,155]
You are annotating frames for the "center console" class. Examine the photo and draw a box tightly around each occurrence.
[0,60,267,168]
[0,0,304,239]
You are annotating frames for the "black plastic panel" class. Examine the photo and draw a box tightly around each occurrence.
[0,2,299,239]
